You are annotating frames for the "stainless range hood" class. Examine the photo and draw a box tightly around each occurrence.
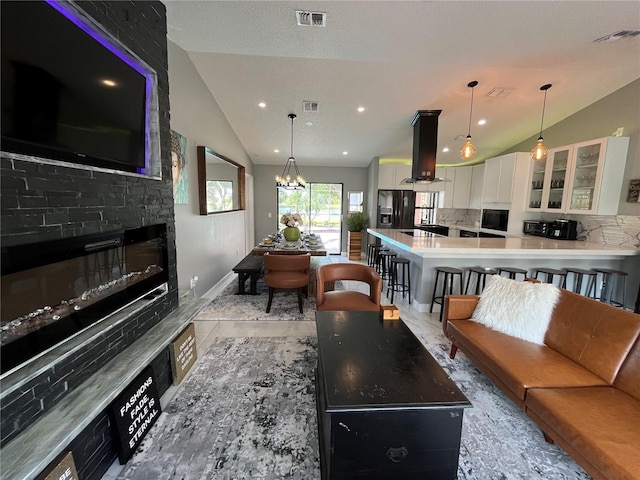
[402,109,447,184]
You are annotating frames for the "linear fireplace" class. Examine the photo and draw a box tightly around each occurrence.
[1,224,169,375]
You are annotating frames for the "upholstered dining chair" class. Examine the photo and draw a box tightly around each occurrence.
[316,263,382,312]
[263,253,311,313]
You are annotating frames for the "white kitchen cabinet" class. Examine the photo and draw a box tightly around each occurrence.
[433,167,454,207]
[524,136,629,215]
[469,164,484,209]
[378,164,413,190]
[481,153,524,204]
[526,146,572,212]
[452,167,472,209]
[565,136,629,215]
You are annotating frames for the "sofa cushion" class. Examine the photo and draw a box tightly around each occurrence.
[472,275,559,345]
[614,336,640,402]
[526,386,640,480]
[545,289,640,385]
[448,319,607,401]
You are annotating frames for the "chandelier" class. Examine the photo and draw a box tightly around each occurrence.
[276,113,306,190]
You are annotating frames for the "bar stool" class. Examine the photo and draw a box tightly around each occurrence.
[533,268,567,287]
[368,244,383,267]
[378,250,397,282]
[497,267,528,280]
[592,268,628,308]
[465,267,498,295]
[387,257,411,304]
[562,267,597,298]
[430,266,464,322]
[373,247,389,274]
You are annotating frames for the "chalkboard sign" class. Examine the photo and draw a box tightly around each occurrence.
[36,451,78,480]
[170,322,197,384]
[110,366,161,464]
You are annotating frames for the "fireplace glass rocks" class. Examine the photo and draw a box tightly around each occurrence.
[1,224,169,375]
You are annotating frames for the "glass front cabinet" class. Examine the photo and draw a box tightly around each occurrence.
[527,146,572,212]
[527,136,629,215]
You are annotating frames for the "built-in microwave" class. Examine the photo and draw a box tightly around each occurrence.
[481,209,509,232]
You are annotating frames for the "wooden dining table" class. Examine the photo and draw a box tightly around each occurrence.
[252,237,327,256]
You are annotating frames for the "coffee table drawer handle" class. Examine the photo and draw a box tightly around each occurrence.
[386,446,408,463]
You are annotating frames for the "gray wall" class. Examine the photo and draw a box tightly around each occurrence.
[168,40,254,296]
[500,78,640,216]
[253,164,369,253]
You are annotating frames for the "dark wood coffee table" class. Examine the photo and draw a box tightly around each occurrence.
[315,311,471,480]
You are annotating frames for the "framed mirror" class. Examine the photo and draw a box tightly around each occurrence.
[197,146,245,215]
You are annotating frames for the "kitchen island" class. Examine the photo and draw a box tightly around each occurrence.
[367,228,640,312]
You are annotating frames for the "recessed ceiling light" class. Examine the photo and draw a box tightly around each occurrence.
[258,102,266,108]
[442,147,450,153]
[274,149,279,153]
[357,107,365,113]
[101,79,117,87]
[478,119,486,125]
[306,121,314,126]
[343,151,348,155]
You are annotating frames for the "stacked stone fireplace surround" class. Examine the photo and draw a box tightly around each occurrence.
[0,2,176,479]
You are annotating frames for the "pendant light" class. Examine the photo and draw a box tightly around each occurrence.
[531,84,552,161]
[275,113,306,190]
[460,80,478,160]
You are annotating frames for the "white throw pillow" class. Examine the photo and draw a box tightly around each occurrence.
[471,275,560,345]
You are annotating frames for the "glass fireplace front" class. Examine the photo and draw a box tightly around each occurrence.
[1,224,169,375]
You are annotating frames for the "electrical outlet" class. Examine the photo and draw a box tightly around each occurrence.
[190,276,198,289]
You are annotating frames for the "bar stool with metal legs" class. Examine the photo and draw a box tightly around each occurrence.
[562,267,597,298]
[497,267,528,280]
[373,246,389,274]
[532,268,567,287]
[378,250,397,283]
[465,267,498,294]
[430,266,464,322]
[592,268,628,308]
[368,244,383,267]
[387,257,411,304]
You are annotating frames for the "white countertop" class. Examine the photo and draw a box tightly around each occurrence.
[367,228,640,258]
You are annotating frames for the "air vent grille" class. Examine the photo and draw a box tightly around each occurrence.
[303,101,319,112]
[486,87,514,98]
[296,11,327,27]
[594,29,640,43]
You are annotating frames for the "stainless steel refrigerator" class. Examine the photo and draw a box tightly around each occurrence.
[377,190,416,228]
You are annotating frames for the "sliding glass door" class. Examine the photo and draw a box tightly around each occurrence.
[278,183,343,254]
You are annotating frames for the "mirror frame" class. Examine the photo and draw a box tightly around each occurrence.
[197,146,245,215]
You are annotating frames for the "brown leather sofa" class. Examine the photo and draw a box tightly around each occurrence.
[443,288,640,480]
[316,263,382,311]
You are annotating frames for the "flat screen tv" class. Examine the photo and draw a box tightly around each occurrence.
[1,1,149,174]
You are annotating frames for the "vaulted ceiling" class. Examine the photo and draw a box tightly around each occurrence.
[164,1,640,167]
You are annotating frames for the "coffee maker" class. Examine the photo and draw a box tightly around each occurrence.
[547,220,578,240]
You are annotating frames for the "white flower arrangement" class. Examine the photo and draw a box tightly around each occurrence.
[281,213,303,227]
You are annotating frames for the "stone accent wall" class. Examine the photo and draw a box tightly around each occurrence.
[0,2,174,479]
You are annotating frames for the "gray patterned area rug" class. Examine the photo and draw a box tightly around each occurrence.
[117,336,319,480]
[118,313,590,479]
[195,279,346,322]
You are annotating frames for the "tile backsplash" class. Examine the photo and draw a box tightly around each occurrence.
[438,209,640,249]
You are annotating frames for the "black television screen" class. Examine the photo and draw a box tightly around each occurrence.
[1,0,147,173]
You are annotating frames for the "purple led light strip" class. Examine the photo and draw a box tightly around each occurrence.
[46,0,154,173]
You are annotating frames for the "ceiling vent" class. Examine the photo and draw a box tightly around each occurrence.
[303,101,319,112]
[486,87,514,98]
[296,11,327,27]
[594,29,640,43]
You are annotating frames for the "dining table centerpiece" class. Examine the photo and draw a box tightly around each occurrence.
[281,213,303,241]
